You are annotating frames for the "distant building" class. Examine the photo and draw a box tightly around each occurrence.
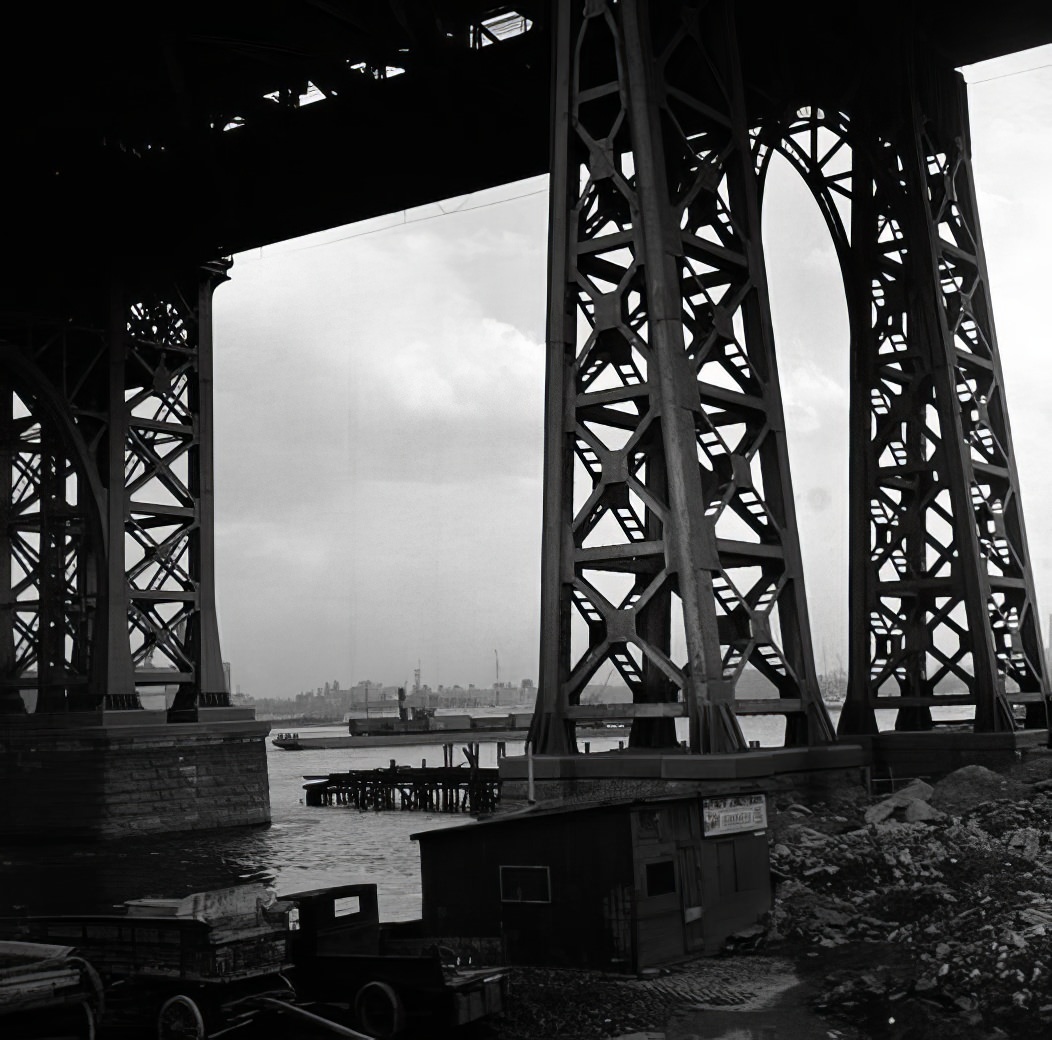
[294,679,363,719]
[288,676,538,717]
[491,681,535,706]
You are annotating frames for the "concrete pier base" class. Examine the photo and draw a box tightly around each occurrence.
[499,744,866,805]
[0,711,271,840]
[848,727,1049,779]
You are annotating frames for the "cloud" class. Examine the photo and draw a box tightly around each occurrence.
[780,359,849,435]
[211,190,550,695]
[377,317,542,419]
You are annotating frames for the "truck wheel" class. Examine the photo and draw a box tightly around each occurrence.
[354,980,406,1038]
[79,1002,97,1040]
[157,994,206,1040]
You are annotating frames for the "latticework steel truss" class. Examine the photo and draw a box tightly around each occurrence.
[836,61,1049,735]
[531,0,1049,753]
[0,265,229,715]
[0,378,98,712]
[532,0,835,754]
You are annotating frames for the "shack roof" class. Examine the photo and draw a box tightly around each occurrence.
[410,791,719,843]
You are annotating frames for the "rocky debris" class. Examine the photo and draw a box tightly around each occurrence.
[490,766,1052,1040]
[929,764,1027,815]
[863,778,943,826]
[903,799,943,823]
[762,766,1052,1039]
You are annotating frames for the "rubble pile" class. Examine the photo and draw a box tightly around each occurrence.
[765,766,1052,1039]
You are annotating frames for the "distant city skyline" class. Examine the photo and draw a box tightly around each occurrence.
[212,46,1052,702]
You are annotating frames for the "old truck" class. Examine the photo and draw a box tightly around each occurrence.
[5,882,507,1038]
[284,884,507,1038]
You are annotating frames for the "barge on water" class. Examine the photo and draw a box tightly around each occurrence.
[272,709,628,750]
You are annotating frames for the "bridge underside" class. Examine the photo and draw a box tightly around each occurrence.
[2,1,1052,834]
[4,2,1052,278]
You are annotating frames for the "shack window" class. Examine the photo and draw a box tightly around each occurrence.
[500,865,551,903]
[333,895,361,917]
[645,860,676,896]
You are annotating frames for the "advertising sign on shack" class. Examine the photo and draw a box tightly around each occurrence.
[701,793,767,837]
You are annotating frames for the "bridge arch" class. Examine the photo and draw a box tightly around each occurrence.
[751,107,856,711]
[750,98,1049,733]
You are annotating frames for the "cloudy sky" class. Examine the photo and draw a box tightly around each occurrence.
[212,45,1052,700]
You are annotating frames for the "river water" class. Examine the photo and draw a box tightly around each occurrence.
[0,704,908,923]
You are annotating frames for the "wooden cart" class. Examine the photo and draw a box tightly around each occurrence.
[7,882,507,1038]
[6,884,351,1038]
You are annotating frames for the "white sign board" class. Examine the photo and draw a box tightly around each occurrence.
[702,793,768,837]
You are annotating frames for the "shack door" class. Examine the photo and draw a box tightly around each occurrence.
[676,842,705,953]
[631,808,686,969]
[698,834,772,954]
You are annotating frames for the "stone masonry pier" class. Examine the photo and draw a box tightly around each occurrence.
[0,713,271,841]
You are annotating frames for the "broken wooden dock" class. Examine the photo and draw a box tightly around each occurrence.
[304,762,501,814]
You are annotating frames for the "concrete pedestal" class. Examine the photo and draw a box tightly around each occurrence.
[0,711,271,840]
[499,743,866,805]
[847,727,1049,779]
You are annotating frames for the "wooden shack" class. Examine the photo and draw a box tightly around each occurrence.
[412,794,771,972]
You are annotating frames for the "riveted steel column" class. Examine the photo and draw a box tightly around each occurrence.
[530,0,576,755]
[838,49,1049,738]
[103,279,140,709]
[904,59,1048,732]
[0,378,19,711]
[532,0,832,753]
[619,0,730,751]
[185,261,230,708]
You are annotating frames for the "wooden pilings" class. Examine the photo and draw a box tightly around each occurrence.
[304,760,501,814]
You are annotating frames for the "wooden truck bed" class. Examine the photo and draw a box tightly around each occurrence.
[3,882,507,1038]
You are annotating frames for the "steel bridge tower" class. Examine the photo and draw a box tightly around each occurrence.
[528,0,1050,760]
[0,262,270,838]
[1,266,231,716]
